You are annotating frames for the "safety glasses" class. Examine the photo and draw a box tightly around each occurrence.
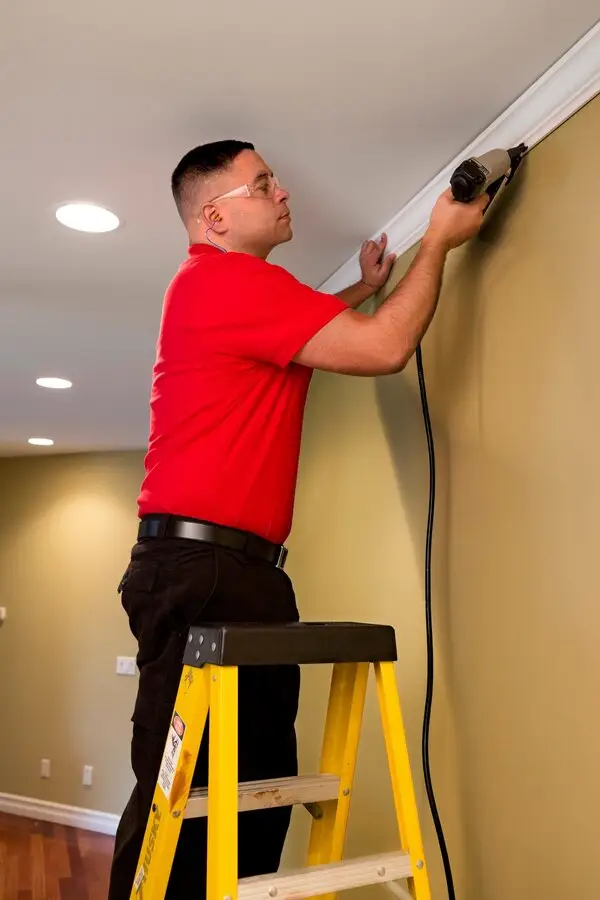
[210,173,281,203]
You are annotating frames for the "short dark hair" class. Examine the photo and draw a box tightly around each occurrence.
[171,139,254,219]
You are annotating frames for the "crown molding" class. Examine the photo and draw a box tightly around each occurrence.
[319,21,600,294]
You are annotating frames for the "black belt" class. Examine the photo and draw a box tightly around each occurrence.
[138,515,288,570]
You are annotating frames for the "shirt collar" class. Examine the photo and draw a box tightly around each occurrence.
[188,243,224,258]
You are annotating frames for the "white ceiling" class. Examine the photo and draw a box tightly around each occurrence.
[1,1,598,456]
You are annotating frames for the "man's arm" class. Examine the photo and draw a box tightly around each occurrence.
[336,280,376,309]
[293,189,487,376]
[296,236,448,375]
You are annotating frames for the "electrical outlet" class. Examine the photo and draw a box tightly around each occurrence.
[40,758,50,779]
[0,607,6,623]
[82,765,93,787]
[116,656,137,676]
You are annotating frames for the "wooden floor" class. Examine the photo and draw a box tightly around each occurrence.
[0,813,114,899]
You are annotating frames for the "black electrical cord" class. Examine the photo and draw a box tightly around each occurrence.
[415,343,456,900]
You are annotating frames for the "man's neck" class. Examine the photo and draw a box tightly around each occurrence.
[188,233,272,260]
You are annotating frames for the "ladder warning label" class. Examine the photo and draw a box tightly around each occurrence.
[158,711,186,801]
[133,864,145,892]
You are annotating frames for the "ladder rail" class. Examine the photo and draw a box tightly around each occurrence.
[207,666,239,900]
[375,661,431,900]
[307,662,370,867]
[128,663,211,900]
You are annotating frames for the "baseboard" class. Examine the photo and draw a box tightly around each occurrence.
[0,791,119,836]
[319,19,600,293]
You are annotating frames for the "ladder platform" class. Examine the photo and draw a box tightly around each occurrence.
[238,851,412,900]
[184,773,340,819]
[183,621,397,667]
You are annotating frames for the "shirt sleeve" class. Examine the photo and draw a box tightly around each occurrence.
[203,252,348,368]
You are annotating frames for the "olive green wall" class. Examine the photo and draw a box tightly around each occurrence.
[285,93,600,899]
[0,452,143,815]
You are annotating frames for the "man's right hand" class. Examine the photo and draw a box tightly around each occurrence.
[425,188,487,251]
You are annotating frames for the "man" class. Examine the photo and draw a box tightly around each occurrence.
[108,139,485,897]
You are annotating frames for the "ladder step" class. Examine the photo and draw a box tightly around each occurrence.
[238,851,412,900]
[184,773,340,819]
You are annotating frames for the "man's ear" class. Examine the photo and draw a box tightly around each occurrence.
[199,203,227,235]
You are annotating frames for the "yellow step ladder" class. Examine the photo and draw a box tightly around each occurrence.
[130,622,431,900]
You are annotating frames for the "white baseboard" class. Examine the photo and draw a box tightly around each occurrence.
[0,791,119,836]
[320,20,600,294]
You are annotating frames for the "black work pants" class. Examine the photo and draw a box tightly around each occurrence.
[107,536,300,899]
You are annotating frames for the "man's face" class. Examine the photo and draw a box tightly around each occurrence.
[204,150,292,257]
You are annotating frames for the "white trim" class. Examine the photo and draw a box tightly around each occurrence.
[319,20,600,294]
[0,791,119,836]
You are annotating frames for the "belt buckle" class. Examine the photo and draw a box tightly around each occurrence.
[275,545,288,570]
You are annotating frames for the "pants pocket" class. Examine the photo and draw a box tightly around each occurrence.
[118,558,163,641]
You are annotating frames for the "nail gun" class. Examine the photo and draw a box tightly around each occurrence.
[450,143,528,206]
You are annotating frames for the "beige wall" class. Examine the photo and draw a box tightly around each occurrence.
[0,452,144,814]
[286,93,600,900]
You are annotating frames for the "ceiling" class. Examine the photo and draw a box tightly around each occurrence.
[1,1,598,456]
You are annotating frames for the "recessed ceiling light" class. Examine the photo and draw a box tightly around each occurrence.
[55,202,120,233]
[36,377,73,390]
[28,437,54,447]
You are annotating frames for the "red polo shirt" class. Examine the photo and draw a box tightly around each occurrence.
[137,244,347,544]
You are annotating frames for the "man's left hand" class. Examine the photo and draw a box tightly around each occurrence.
[359,233,396,291]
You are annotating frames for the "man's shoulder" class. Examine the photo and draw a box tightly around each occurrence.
[162,252,224,308]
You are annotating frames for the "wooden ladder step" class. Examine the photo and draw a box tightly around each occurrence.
[184,773,340,819]
[238,851,412,900]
